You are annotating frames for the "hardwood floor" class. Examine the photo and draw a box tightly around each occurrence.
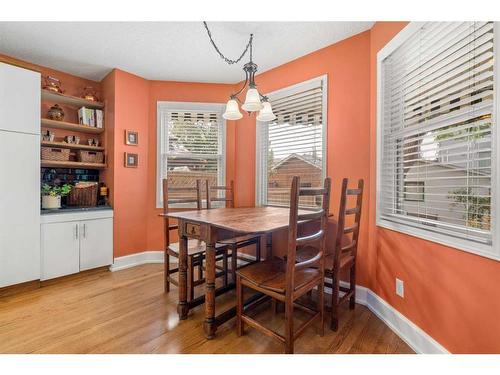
[0,264,414,354]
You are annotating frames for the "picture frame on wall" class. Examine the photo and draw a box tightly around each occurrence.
[124,152,139,168]
[125,130,139,146]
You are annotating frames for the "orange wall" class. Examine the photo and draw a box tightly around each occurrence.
[369,22,500,353]
[99,71,235,256]
[233,31,372,285]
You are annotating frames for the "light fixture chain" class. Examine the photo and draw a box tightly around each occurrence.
[203,21,253,65]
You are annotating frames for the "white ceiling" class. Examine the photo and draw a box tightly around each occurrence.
[0,22,373,83]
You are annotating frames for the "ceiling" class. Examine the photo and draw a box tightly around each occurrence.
[0,22,373,83]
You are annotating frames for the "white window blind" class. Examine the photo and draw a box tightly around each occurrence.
[157,102,225,207]
[377,22,498,257]
[256,76,327,207]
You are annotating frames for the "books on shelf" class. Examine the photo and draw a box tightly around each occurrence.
[78,107,104,128]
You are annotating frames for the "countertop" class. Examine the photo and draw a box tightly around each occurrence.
[41,206,112,215]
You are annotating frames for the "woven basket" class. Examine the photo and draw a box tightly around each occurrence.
[67,182,98,207]
[41,147,70,161]
[77,150,104,164]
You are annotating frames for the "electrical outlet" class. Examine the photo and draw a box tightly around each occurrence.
[396,278,404,298]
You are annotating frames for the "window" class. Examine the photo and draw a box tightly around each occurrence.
[256,76,327,207]
[156,102,225,207]
[377,22,499,259]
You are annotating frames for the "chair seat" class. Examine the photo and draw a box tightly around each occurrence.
[218,234,260,246]
[296,246,355,271]
[168,240,227,257]
[236,257,321,294]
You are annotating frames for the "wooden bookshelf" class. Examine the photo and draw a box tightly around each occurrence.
[41,118,104,134]
[41,89,104,109]
[41,141,105,152]
[41,160,106,169]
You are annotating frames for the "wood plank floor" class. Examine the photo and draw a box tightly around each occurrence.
[0,264,414,354]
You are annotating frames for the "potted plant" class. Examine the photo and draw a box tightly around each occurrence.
[41,184,72,209]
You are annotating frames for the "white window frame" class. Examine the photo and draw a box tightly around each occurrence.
[376,22,500,260]
[255,75,328,206]
[156,101,226,208]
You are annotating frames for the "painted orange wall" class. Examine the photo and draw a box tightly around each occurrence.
[233,31,372,285]
[99,70,235,257]
[369,22,500,353]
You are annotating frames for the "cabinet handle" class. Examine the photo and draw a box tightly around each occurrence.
[75,224,79,239]
[83,223,87,238]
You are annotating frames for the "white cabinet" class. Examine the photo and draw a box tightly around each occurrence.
[41,222,80,280]
[80,218,113,271]
[41,211,113,281]
[0,63,40,288]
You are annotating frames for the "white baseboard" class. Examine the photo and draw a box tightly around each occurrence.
[110,250,164,272]
[110,251,448,353]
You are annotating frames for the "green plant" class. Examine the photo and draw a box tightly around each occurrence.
[41,184,72,197]
[448,187,491,230]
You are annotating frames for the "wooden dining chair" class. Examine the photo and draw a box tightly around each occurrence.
[204,180,261,285]
[327,178,364,331]
[235,176,331,354]
[162,178,228,300]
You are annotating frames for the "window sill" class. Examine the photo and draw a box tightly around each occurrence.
[376,218,499,261]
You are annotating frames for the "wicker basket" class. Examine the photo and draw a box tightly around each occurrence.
[77,150,104,164]
[41,147,70,162]
[67,182,98,207]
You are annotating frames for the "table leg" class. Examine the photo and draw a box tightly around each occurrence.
[177,232,189,320]
[266,233,273,260]
[204,241,217,339]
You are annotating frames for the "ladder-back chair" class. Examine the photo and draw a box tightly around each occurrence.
[235,176,331,354]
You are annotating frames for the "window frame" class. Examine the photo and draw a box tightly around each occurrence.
[376,22,500,260]
[156,101,226,208]
[255,75,328,207]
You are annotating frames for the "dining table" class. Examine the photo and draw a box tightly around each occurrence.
[165,206,331,339]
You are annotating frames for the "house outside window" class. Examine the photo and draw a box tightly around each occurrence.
[377,22,499,260]
[256,75,327,208]
[156,102,226,208]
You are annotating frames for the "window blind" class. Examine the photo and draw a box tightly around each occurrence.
[158,106,225,206]
[378,22,495,246]
[256,77,326,207]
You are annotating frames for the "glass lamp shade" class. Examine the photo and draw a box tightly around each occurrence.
[241,88,263,112]
[256,101,276,122]
[222,99,243,120]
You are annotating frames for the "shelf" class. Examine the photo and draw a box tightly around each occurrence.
[41,118,104,134]
[41,160,106,169]
[41,141,105,151]
[41,89,104,109]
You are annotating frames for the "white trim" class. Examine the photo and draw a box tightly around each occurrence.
[109,250,164,272]
[156,101,226,209]
[255,74,328,206]
[376,22,500,260]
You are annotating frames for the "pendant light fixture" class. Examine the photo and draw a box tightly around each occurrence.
[203,22,276,122]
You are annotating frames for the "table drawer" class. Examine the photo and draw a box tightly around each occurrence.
[185,222,202,237]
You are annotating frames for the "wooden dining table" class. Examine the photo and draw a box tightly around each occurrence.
[165,206,311,339]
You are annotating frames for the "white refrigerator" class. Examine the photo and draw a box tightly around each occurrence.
[0,62,41,288]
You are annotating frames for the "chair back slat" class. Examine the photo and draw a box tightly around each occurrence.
[334,178,364,267]
[162,178,202,248]
[205,180,235,209]
[286,176,331,293]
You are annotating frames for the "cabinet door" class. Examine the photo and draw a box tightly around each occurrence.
[41,222,80,280]
[0,62,40,134]
[80,218,113,271]
[0,132,40,287]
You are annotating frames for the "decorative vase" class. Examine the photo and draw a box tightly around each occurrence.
[42,195,61,209]
[43,76,63,93]
[81,86,99,102]
[48,104,65,121]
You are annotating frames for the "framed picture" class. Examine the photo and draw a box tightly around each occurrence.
[124,152,139,168]
[125,130,139,146]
